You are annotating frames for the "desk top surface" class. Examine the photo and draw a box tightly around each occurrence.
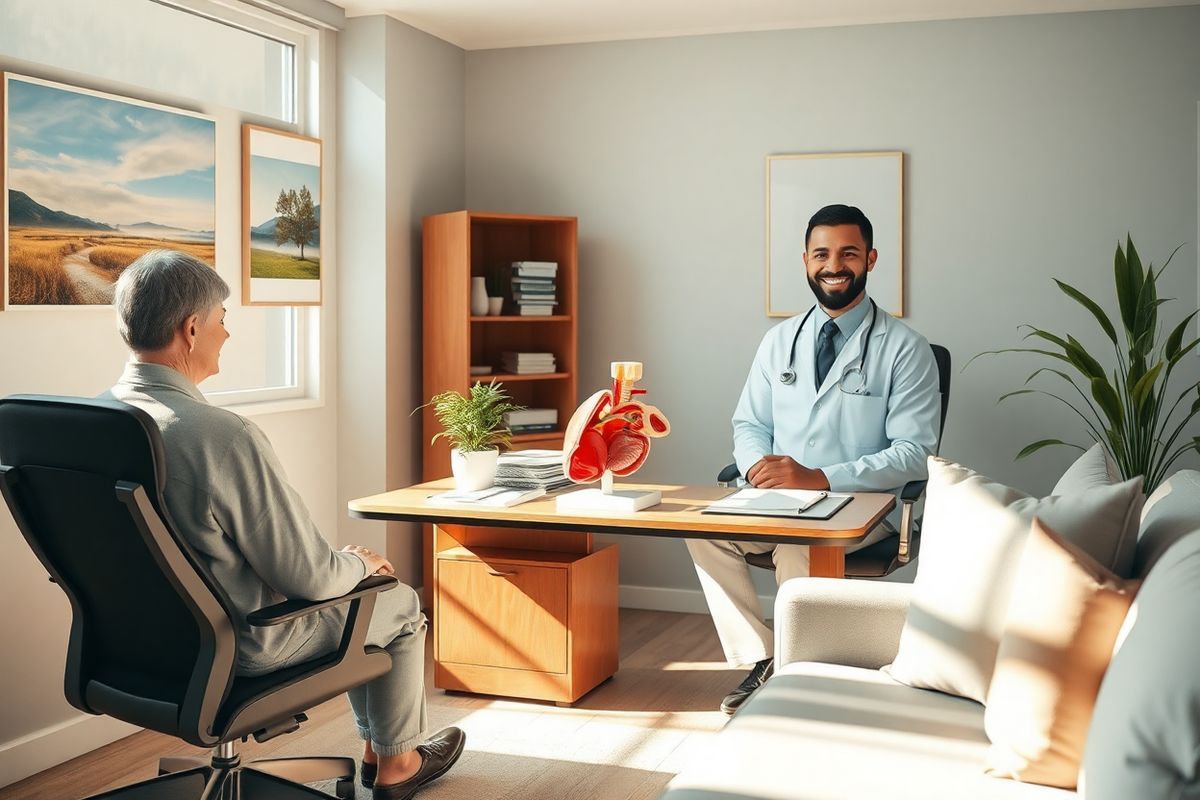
[348,481,896,544]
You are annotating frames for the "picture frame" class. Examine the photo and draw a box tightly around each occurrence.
[765,151,904,318]
[242,124,322,306]
[3,72,216,310]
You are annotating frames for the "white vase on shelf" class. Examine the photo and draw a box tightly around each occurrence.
[470,277,489,316]
[487,296,504,315]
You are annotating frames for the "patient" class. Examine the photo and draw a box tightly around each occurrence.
[103,250,462,800]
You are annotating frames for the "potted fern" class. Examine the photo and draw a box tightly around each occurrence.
[421,381,523,491]
[973,236,1200,493]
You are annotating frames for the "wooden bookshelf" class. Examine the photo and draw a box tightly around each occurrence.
[421,211,614,706]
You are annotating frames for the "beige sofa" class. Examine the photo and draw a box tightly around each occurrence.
[662,470,1200,799]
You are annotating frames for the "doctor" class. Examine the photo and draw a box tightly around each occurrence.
[687,204,940,715]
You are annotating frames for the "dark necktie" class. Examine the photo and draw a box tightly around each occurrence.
[815,319,839,389]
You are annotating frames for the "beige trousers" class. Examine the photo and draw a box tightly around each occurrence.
[687,524,894,667]
[685,539,811,667]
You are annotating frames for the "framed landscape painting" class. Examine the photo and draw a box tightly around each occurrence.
[242,124,322,306]
[2,73,215,309]
[766,151,904,318]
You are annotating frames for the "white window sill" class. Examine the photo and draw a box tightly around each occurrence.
[211,395,325,418]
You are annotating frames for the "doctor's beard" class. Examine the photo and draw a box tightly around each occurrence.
[808,269,868,311]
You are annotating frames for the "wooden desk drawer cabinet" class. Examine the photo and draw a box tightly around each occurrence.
[432,524,619,705]
[438,559,568,673]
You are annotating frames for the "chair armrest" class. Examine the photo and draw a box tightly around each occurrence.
[900,479,926,503]
[246,575,398,627]
[898,479,926,564]
[774,577,912,670]
[716,462,742,486]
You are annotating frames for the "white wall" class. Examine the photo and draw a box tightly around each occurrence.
[464,6,1200,606]
[0,2,341,786]
[338,15,465,587]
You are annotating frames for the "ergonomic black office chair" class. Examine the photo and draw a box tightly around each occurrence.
[0,395,397,799]
[717,343,951,578]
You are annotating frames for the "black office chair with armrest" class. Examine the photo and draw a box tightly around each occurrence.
[0,395,396,799]
[717,343,951,578]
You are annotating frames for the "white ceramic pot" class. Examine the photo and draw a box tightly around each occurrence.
[487,296,504,316]
[470,277,489,316]
[451,447,499,491]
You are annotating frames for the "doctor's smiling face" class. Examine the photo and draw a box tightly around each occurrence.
[802,205,878,316]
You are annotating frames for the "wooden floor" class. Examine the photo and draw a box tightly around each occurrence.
[1,609,743,800]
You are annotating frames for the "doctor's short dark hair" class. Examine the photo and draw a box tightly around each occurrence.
[805,204,874,252]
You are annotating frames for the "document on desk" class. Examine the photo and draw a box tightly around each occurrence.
[702,488,852,520]
[425,486,546,508]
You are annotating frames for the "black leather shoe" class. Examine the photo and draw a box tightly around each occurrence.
[371,727,467,800]
[720,658,773,715]
[360,761,377,788]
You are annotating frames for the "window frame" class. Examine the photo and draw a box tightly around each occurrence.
[152,0,327,413]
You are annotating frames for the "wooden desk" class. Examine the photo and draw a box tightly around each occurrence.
[348,481,895,704]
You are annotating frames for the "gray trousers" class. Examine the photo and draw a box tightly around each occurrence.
[273,582,429,756]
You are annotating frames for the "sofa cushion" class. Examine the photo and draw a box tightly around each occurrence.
[1081,528,1200,798]
[662,661,1075,800]
[984,519,1138,789]
[885,458,1143,704]
[1134,469,1200,579]
[1051,443,1120,496]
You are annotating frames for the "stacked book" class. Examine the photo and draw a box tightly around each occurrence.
[503,407,558,436]
[501,351,557,375]
[494,449,572,492]
[508,260,558,316]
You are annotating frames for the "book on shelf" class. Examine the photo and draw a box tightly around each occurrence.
[502,365,558,375]
[512,261,558,277]
[504,408,558,427]
[511,260,558,269]
[510,423,557,434]
[517,305,557,316]
[511,276,555,286]
[425,485,546,508]
[502,352,556,363]
[512,291,556,301]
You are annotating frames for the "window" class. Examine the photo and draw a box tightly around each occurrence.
[0,0,324,410]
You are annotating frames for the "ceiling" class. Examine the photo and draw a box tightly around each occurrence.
[333,0,1197,50]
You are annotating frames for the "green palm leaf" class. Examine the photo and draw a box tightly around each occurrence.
[1053,279,1118,345]
[1017,439,1085,459]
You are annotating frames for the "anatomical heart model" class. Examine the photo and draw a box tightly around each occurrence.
[558,361,671,512]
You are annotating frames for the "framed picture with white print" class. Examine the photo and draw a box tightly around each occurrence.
[765,151,904,318]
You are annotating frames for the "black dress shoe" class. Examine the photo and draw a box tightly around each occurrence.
[372,727,467,800]
[720,658,773,715]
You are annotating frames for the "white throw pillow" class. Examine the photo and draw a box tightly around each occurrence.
[1052,442,1120,496]
[885,457,1143,704]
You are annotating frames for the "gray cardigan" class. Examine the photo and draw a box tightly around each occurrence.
[104,362,366,673]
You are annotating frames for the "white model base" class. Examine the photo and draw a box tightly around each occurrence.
[556,487,662,513]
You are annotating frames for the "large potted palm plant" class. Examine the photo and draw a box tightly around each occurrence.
[974,236,1199,493]
[421,381,522,491]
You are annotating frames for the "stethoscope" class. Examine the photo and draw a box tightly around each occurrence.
[779,299,877,395]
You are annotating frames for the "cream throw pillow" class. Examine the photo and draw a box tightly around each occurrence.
[984,519,1137,789]
[885,457,1142,704]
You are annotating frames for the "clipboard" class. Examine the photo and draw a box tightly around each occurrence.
[701,490,853,520]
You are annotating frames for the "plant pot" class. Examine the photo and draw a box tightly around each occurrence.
[487,296,504,315]
[450,447,499,491]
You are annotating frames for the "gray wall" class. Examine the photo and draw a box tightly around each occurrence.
[464,7,1200,601]
[339,15,465,586]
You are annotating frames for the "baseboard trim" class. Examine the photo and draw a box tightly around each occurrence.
[0,714,139,788]
[619,584,776,619]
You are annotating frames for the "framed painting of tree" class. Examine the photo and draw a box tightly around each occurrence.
[241,124,322,306]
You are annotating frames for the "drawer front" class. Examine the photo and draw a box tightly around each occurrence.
[438,559,568,673]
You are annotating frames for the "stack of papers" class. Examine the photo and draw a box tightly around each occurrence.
[702,488,847,518]
[495,449,573,492]
[426,485,546,508]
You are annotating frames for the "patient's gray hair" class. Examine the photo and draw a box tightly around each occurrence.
[114,250,230,351]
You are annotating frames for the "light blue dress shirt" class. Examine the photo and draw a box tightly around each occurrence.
[731,294,941,523]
